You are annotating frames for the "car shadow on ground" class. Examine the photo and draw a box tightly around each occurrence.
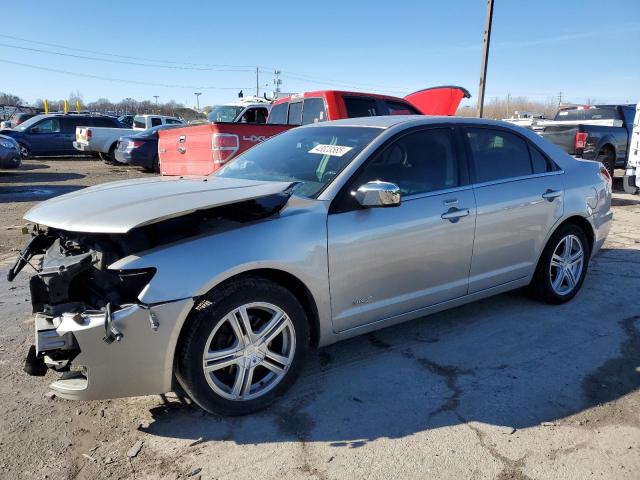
[141,246,640,447]
[0,184,86,203]
[0,172,85,184]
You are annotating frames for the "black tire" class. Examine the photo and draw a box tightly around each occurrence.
[17,143,30,160]
[99,151,114,164]
[143,155,159,173]
[597,148,615,178]
[1,156,21,169]
[176,276,309,416]
[528,223,590,304]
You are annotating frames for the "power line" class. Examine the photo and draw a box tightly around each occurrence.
[0,59,254,90]
[0,42,255,72]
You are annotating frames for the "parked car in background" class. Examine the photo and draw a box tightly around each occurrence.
[10,115,611,415]
[114,124,185,172]
[0,134,21,168]
[623,103,640,194]
[158,86,471,176]
[536,104,636,176]
[0,112,39,129]
[0,113,123,158]
[74,114,184,162]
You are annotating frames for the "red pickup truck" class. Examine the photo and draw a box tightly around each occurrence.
[158,86,470,176]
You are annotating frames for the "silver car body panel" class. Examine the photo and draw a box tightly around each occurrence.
[24,176,293,233]
[24,115,612,400]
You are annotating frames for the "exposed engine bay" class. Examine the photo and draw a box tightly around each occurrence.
[8,193,291,377]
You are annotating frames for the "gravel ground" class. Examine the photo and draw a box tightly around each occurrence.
[0,159,639,480]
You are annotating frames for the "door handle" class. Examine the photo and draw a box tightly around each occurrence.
[441,207,470,222]
[542,189,562,201]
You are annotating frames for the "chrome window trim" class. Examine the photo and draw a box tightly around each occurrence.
[401,184,473,202]
[471,170,564,189]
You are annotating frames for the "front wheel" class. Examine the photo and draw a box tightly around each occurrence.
[17,143,30,160]
[528,224,590,304]
[176,277,309,415]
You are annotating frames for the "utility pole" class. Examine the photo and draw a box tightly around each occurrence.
[153,95,159,112]
[506,92,511,118]
[557,91,563,106]
[194,92,202,111]
[476,0,495,118]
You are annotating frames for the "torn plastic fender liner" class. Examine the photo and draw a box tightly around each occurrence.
[7,232,55,281]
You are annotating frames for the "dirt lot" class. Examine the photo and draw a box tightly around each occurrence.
[0,159,639,480]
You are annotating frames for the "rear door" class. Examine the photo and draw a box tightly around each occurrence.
[327,127,476,331]
[464,126,564,292]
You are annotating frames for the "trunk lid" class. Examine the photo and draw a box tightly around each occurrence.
[404,86,471,115]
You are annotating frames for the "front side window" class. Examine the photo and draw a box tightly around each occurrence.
[165,118,182,125]
[216,126,382,198]
[466,128,532,183]
[302,98,327,125]
[207,106,244,123]
[352,128,460,196]
[31,117,61,133]
[267,102,288,124]
[288,102,303,125]
[344,97,379,117]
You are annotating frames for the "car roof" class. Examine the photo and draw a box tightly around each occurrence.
[301,114,518,129]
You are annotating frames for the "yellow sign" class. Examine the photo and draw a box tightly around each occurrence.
[63,100,69,114]
[43,99,49,114]
[76,100,80,113]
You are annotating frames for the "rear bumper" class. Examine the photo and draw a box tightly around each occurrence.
[72,141,88,152]
[32,299,194,400]
[623,168,638,194]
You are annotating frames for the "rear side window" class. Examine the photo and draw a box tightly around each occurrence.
[288,102,303,125]
[302,98,327,124]
[151,117,162,127]
[268,102,288,124]
[466,128,532,183]
[386,101,420,115]
[62,117,90,132]
[344,97,379,117]
[93,117,118,127]
[133,116,146,128]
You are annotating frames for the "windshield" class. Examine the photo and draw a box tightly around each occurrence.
[215,126,382,198]
[14,115,47,131]
[207,105,244,123]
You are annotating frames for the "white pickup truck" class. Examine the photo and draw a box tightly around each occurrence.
[74,114,184,162]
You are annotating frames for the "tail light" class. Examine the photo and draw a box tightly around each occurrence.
[86,129,92,140]
[212,133,239,165]
[575,132,588,150]
[599,165,612,188]
[128,140,144,149]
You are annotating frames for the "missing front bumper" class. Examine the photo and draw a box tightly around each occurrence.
[29,298,194,401]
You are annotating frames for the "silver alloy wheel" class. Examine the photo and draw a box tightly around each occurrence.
[549,234,584,295]
[202,302,296,401]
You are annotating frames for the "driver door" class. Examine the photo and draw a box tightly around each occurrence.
[27,117,64,155]
[327,127,476,332]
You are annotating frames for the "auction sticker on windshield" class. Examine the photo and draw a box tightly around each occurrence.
[308,144,353,157]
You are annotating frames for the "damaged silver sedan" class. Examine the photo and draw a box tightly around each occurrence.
[9,116,612,415]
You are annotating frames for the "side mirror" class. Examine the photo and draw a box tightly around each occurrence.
[354,181,401,208]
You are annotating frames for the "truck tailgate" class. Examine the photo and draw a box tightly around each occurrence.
[76,127,90,145]
[539,125,578,155]
[159,123,292,176]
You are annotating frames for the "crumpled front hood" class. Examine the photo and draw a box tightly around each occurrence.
[24,176,293,233]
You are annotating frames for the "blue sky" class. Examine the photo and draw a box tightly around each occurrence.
[1,0,638,108]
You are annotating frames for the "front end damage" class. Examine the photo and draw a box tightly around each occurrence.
[9,193,290,400]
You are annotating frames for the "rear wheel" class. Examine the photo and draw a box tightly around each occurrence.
[597,148,616,178]
[528,223,590,304]
[176,277,309,415]
[143,155,159,173]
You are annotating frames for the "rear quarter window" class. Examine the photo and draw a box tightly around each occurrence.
[288,102,303,125]
[302,98,327,125]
